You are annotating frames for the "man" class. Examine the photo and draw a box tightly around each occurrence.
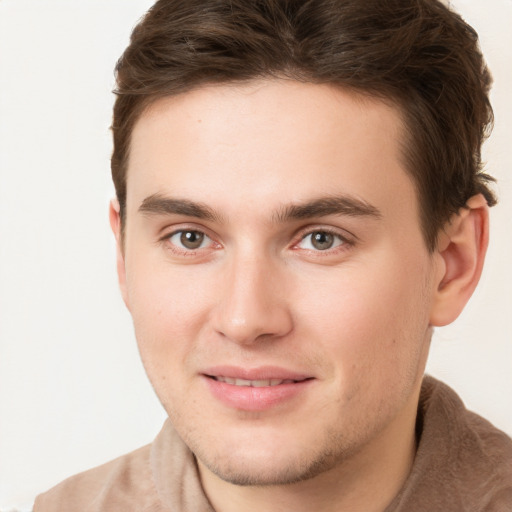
[34,0,512,510]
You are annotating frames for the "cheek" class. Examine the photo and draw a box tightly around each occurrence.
[124,264,212,382]
[127,257,212,327]
[295,253,432,385]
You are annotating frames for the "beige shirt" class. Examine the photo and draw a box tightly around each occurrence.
[34,376,512,511]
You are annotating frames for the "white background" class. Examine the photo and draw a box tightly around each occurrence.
[0,0,511,509]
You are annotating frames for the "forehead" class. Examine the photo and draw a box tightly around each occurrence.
[126,80,418,226]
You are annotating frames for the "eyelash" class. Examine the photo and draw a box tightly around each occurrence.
[159,227,218,256]
[293,228,352,254]
[159,226,354,257]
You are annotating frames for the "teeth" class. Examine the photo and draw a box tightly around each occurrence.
[235,378,252,386]
[215,376,295,387]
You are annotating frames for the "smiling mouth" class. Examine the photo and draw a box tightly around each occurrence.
[206,375,312,387]
[204,371,314,410]
[209,376,294,387]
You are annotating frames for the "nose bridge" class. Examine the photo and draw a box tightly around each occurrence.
[213,246,292,344]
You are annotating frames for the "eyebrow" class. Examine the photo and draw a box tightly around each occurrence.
[273,196,382,223]
[138,193,381,223]
[139,194,220,222]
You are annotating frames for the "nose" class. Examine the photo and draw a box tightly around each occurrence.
[211,253,293,345]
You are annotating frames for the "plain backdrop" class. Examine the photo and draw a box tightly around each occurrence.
[0,0,511,509]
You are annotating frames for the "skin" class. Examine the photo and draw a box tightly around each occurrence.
[110,80,488,512]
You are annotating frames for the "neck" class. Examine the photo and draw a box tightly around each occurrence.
[198,393,419,512]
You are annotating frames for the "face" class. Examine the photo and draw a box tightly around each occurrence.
[116,80,443,486]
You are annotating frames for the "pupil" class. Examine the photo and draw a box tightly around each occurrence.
[180,231,204,249]
[312,232,334,250]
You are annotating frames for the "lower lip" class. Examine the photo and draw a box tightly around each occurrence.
[203,376,313,412]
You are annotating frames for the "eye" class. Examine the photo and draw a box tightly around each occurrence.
[297,230,345,251]
[168,230,212,250]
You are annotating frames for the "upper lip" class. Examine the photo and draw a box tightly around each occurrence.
[202,365,313,382]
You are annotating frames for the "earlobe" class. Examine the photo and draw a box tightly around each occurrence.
[109,199,130,310]
[429,194,489,327]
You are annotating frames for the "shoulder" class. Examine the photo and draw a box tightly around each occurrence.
[422,376,512,466]
[33,419,208,512]
[393,376,512,511]
[33,443,163,512]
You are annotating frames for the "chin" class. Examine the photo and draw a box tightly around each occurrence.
[194,432,353,487]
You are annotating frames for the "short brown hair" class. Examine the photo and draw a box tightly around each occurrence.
[111,0,496,250]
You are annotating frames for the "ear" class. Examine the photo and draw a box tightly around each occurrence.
[109,199,130,309]
[430,194,489,326]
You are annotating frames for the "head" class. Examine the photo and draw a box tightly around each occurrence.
[108,0,495,492]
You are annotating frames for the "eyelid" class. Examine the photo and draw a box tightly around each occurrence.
[169,230,211,250]
[158,224,221,255]
[159,221,216,240]
[291,225,356,253]
[156,222,356,256]
[294,224,355,243]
